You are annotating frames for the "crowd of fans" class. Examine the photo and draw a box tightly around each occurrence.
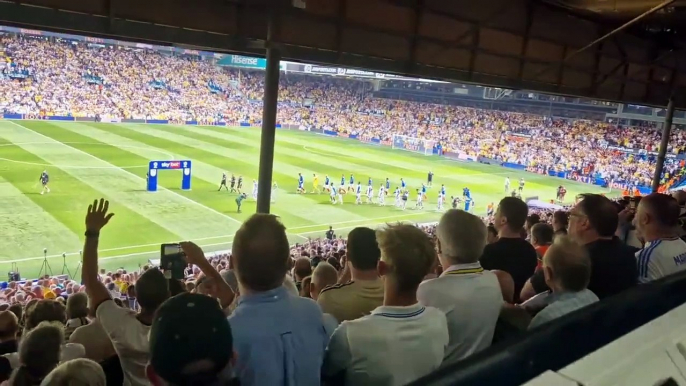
[3,33,686,188]
[0,190,683,385]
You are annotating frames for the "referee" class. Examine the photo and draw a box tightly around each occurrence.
[427,170,434,187]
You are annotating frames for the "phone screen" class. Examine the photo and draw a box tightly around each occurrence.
[630,199,637,210]
[160,244,186,280]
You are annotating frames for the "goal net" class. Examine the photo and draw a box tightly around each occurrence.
[392,135,436,156]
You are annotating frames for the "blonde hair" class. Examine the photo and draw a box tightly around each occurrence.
[39,358,106,386]
[544,236,592,292]
[437,209,487,264]
[376,224,436,292]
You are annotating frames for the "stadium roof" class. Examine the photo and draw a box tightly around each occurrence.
[2,0,686,108]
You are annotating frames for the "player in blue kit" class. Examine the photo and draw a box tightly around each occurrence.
[340,174,346,189]
[348,174,355,192]
[355,182,362,205]
[464,196,474,212]
[385,178,390,195]
[297,173,305,194]
[400,178,407,190]
[462,187,471,199]
[324,175,331,193]
[39,170,50,195]
[368,177,372,187]
[421,183,427,200]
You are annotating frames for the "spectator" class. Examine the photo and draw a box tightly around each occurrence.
[525,214,541,240]
[310,262,339,301]
[633,193,686,282]
[418,209,503,361]
[293,257,313,290]
[40,358,106,386]
[0,311,18,355]
[9,321,63,386]
[531,223,554,268]
[64,293,89,340]
[481,197,538,299]
[530,194,638,299]
[146,293,237,386]
[552,210,569,237]
[8,305,21,323]
[229,214,329,386]
[323,224,448,386]
[318,227,384,322]
[81,199,169,386]
[529,237,599,329]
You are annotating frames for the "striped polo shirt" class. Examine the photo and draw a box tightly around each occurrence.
[323,303,448,386]
[636,237,686,283]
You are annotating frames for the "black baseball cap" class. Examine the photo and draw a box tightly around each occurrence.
[149,293,233,385]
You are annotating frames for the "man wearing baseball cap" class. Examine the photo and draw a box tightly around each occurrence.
[146,293,238,386]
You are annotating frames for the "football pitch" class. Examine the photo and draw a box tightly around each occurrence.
[0,120,608,279]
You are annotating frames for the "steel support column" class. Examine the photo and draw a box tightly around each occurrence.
[256,26,281,213]
[652,98,675,193]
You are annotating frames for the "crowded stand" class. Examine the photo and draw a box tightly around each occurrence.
[2,32,686,189]
[5,30,686,386]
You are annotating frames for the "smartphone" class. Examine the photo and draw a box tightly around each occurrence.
[160,243,187,280]
[630,198,637,210]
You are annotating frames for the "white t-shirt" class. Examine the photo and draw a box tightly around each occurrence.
[417,263,503,362]
[636,237,686,283]
[323,303,448,386]
[69,318,117,362]
[96,299,150,386]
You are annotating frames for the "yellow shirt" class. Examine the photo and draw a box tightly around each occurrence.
[317,279,384,322]
[313,176,319,186]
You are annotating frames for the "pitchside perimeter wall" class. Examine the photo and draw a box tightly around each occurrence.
[1,113,652,195]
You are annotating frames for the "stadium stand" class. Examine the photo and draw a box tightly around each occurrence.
[2,31,686,192]
[4,29,686,386]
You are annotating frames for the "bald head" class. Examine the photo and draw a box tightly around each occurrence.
[437,209,487,265]
[0,310,18,341]
[638,193,680,228]
[543,236,591,292]
[310,262,339,300]
[232,214,289,292]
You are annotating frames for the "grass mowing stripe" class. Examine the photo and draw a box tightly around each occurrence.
[0,176,81,259]
[53,122,251,229]
[11,121,236,241]
[98,123,319,226]
[116,123,369,222]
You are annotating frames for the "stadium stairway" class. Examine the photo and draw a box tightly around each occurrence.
[411,270,686,386]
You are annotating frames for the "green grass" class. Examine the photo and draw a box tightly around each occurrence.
[0,120,609,280]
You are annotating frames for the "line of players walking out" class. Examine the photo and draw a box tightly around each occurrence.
[295,172,477,212]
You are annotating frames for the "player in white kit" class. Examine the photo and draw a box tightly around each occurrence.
[505,177,510,194]
[271,182,278,203]
[330,184,337,204]
[394,187,401,207]
[436,184,446,210]
[366,184,374,204]
[355,182,362,205]
[252,180,258,200]
[337,185,344,205]
[415,189,424,209]
[378,184,385,206]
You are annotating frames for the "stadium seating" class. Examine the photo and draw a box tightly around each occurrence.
[1,32,685,189]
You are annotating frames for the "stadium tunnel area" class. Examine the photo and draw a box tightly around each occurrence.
[4,0,686,385]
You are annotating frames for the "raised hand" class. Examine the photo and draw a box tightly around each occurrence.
[86,198,115,233]
[180,241,207,266]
